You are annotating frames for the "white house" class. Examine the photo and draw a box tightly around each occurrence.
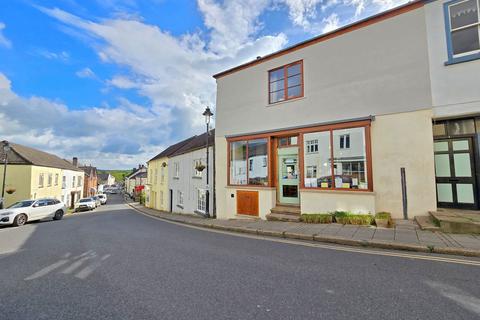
[213,0,480,221]
[61,157,85,208]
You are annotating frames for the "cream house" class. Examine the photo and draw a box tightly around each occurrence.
[213,0,480,220]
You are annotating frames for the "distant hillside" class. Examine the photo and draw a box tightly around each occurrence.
[98,170,133,182]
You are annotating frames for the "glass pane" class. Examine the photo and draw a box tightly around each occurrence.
[304,131,331,188]
[269,79,284,92]
[282,185,298,198]
[449,0,478,29]
[287,85,301,98]
[333,127,368,189]
[290,136,298,145]
[449,119,476,135]
[457,184,475,203]
[433,123,446,136]
[248,139,268,186]
[454,153,472,177]
[230,141,247,185]
[269,68,284,82]
[287,74,301,88]
[434,141,449,152]
[270,90,285,103]
[451,27,480,56]
[435,154,451,177]
[281,158,298,180]
[287,63,301,76]
[453,140,469,151]
[437,183,454,202]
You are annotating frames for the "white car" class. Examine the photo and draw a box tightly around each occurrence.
[74,198,96,212]
[0,198,66,227]
[97,194,107,205]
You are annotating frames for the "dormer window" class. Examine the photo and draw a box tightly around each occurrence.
[445,0,480,64]
[268,61,303,104]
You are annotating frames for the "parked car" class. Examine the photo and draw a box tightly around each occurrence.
[0,198,66,227]
[74,198,96,212]
[91,196,101,207]
[97,194,107,205]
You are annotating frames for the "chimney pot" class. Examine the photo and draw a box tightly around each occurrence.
[73,157,78,167]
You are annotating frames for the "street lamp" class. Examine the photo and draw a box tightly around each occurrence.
[1,141,11,209]
[202,106,213,218]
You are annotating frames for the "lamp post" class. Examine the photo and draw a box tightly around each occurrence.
[202,106,213,218]
[1,141,11,209]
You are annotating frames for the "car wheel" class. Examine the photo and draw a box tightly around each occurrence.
[53,210,64,221]
[13,214,27,227]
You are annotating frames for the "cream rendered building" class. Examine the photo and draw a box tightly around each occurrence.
[214,0,480,220]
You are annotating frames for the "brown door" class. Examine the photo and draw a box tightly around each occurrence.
[237,191,259,216]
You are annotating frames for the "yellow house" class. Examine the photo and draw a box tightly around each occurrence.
[147,137,194,211]
[0,141,83,207]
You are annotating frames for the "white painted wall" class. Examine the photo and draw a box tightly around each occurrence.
[168,146,214,215]
[425,0,480,118]
[61,169,84,207]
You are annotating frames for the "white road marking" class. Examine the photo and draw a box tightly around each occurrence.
[61,254,96,274]
[75,254,111,279]
[130,205,480,267]
[73,250,94,259]
[24,259,70,281]
[426,281,480,316]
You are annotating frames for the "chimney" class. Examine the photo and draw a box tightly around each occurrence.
[138,164,142,169]
[72,157,78,167]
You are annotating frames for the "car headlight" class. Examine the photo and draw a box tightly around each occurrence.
[1,211,13,216]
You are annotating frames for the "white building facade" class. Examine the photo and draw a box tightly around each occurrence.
[61,169,85,208]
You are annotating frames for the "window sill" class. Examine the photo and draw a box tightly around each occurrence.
[226,185,275,190]
[173,177,180,180]
[445,53,480,66]
[192,176,203,180]
[266,96,305,108]
[300,188,375,195]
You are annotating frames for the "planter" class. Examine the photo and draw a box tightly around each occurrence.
[5,187,16,194]
[195,164,206,172]
[375,218,390,228]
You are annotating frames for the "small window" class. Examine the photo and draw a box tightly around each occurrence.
[339,134,350,149]
[39,173,45,188]
[306,139,319,154]
[177,190,184,207]
[278,136,298,147]
[160,167,165,184]
[55,174,59,186]
[62,176,66,189]
[78,176,82,187]
[47,173,53,187]
[72,176,76,188]
[197,189,206,213]
[174,162,180,178]
[445,0,480,59]
[269,61,303,104]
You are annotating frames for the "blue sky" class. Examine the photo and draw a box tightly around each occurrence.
[0,0,407,169]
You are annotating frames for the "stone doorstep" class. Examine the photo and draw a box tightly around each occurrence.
[429,211,480,234]
[127,203,480,257]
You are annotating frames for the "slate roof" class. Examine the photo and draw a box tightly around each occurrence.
[148,136,196,162]
[98,173,110,181]
[80,165,97,177]
[0,140,83,172]
[170,129,215,157]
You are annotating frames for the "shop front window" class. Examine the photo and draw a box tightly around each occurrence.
[230,139,268,186]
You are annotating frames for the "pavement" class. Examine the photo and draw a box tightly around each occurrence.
[1,194,480,319]
[129,202,480,257]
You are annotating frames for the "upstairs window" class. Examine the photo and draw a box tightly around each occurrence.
[269,61,303,104]
[445,0,480,61]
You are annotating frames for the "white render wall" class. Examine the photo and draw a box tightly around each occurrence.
[425,0,480,118]
[61,170,84,207]
[168,146,214,215]
[215,6,432,138]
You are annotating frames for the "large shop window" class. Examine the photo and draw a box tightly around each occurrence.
[269,61,303,104]
[445,0,480,61]
[303,127,369,190]
[230,139,268,186]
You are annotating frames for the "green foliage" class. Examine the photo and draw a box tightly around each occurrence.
[333,211,373,225]
[139,191,146,205]
[301,213,333,224]
[375,212,391,220]
[98,170,132,182]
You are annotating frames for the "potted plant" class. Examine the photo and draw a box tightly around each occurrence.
[195,163,206,172]
[375,212,391,228]
[5,187,16,194]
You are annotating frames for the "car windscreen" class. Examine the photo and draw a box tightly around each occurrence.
[7,200,35,208]
[79,199,92,203]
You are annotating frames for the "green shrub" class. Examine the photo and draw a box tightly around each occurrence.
[301,213,333,224]
[333,211,373,225]
[375,212,391,220]
[139,191,146,205]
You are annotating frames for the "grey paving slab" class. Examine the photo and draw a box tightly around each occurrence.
[352,227,375,240]
[335,225,360,238]
[373,229,395,241]
[317,223,344,236]
[394,230,420,244]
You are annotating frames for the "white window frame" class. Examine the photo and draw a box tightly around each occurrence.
[39,173,44,188]
[197,189,206,213]
[306,139,319,154]
[48,173,53,187]
[447,0,480,58]
[177,190,184,207]
[306,165,317,179]
[339,134,350,149]
[161,167,165,184]
[174,162,180,178]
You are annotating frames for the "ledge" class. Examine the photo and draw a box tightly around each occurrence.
[300,188,375,195]
[226,185,276,191]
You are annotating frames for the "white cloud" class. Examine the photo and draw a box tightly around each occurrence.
[76,67,96,79]
[0,22,12,48]
[37,49,70,62]
[322,13,340,33]
[279,0,322,30]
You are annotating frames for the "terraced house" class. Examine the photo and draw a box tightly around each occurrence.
[213,0,480,221]
[0,141,84,207]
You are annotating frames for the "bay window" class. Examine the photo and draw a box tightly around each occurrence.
[303,126,370,190]
[229,138,268,186]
